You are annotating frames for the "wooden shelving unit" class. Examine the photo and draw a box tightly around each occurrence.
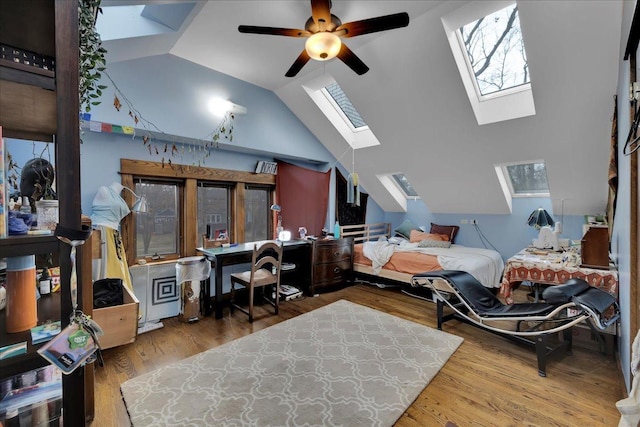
[0,0,90,425]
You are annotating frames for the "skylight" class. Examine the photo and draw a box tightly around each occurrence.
[97,2,196,41]
[303,74,380,149]
[392,173,418,198]
[323,83,367,129]
[458,3,529,97]
[497,161,550,198]
[442,1,536,125]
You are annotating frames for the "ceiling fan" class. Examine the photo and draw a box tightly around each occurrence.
[238,0,410,77]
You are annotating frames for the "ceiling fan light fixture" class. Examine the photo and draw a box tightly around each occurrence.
[305,32,341,61]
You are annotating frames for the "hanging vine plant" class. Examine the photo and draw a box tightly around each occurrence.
[79,0,108,113]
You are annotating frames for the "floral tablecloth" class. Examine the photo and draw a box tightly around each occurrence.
[500,248,618,304]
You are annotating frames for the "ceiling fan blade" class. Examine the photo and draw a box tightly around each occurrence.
[310,0,332,31]
[337,43,369,75]
[238,25,310,37]
[335,12,409,38]
[285,50,311,77]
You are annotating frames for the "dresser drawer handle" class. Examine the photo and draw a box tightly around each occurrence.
[333,266,340,274]
[334,251,340,257]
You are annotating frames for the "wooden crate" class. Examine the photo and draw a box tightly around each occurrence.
[92,284,139,350]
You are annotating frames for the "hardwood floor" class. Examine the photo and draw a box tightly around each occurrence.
[91,284,624,426]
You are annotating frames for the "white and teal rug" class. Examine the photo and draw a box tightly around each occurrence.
[121,300,463,427]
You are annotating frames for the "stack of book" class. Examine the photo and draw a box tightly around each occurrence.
[273,284,303,301]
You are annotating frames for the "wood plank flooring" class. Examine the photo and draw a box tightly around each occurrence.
[91,284,624,426]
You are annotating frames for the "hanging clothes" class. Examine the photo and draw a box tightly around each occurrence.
[90,182,134,292]
[347,172,360,207]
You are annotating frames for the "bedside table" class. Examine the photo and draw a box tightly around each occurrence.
[310,238,354,295]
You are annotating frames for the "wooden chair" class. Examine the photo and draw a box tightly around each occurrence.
[230,241,283,322]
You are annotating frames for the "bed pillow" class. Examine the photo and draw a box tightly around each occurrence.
[409,230,449,243]
[430,223,460,243]
[394,219,420,239]
[418,239,452,248]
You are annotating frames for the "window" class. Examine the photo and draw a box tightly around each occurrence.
[377,172,418,212]
[134,179,181,258]
[197,183,230,240]
[303,74,380,149]
[497,161,550,198]
[458,3,529,97]
[244,186,271,241]
[120,159,276,265]
[323,82,367,129]
[392,173,418,198]
[442,1,535,124]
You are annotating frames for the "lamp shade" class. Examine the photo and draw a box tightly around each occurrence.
[131,196,148,213]
[527,207,554,229]
[305,32,341,61]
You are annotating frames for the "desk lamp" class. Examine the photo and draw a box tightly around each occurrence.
[528,207,560,250]
[270,204,290,240]
[122,186,148,213]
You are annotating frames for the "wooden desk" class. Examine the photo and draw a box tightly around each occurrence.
[500,248,618,304]
[198,240,311,319]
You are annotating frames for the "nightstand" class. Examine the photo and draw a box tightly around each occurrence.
[310,238,354,295]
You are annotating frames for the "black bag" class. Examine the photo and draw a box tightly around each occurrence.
[93,278,124,308]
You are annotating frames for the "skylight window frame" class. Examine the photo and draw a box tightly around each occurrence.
[302,73,381,150]
[321,84,370,134]
[441,0,536,125]
[497,160,551,199]
[454,3,531,101]
[391,173,419,199]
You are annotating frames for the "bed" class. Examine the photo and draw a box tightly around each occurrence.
[340,222,504,294]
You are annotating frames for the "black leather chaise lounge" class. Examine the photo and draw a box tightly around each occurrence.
[411,270,620,377]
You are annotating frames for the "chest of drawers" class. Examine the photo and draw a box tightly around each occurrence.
[310,238,353,295]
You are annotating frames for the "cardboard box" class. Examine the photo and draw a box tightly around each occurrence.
[92,284,139,350]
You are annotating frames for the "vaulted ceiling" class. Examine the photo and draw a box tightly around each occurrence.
[100,0,624,216]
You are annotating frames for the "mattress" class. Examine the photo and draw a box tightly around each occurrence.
[354,242,504,289]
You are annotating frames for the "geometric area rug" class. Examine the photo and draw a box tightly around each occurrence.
[121,300,464,427]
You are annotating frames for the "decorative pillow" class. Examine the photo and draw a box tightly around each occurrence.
[394,219,420,239]
[418,239,452,248]
[430,223,460,243]
[409,230,449,243]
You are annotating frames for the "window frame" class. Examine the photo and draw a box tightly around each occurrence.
[119,158,276,266]
[497,160,551,198]
[455,3,530,100]
[133,177,183,261]
[441,0,536,125]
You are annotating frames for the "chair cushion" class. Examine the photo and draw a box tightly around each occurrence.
[230,268,277,287]
[541,278,590,304]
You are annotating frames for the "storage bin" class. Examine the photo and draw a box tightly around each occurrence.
[92,284,139,349]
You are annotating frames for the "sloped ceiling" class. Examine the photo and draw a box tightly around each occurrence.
[101,0,624,216]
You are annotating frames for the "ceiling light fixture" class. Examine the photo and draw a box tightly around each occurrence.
[305,32,341,61]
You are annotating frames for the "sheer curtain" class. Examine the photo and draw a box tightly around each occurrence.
[276,161,330,237]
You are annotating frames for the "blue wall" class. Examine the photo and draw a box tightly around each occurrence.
[385,198,586,261]
[612,0,635,391]
[6,53,588,265]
